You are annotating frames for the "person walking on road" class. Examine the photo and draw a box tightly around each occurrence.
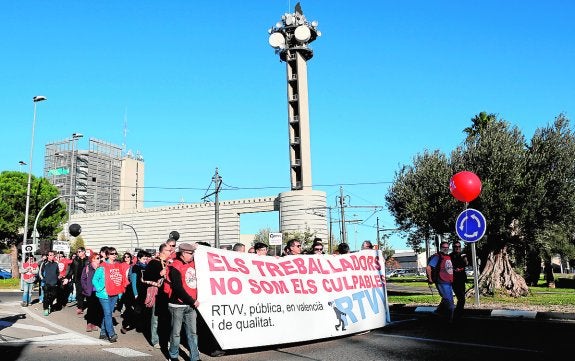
[166,242,201,361]
[426,241,454,322]
[81,253,103,332]
[93,247,128,342]
[449,241,468,319]
[20,255,38,307]
[143,242,172,349]
[41,251,59,316]
[72,247,89,316]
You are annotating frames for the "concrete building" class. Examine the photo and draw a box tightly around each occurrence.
[71,191,328,252]
[391,250,428,273]
[44,137,144,214]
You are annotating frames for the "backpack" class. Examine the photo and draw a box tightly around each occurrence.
[429,253,441,283]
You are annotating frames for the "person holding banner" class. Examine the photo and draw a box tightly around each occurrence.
[254,242,268,256]
[166,242,201,361]
[284,239,302,256]
[232,243,245,252]
[361,240,374,250]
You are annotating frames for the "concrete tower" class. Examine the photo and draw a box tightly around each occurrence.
[268,3,320,191]
[269,4,327,240]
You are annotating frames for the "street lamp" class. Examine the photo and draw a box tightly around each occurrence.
[32,195,69,253]
[119,222,140,251]
[68,133,83,214]
[18,160,26,172]
[22,95,47,255]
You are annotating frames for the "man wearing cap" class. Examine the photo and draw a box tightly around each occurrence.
[167,242,201,361]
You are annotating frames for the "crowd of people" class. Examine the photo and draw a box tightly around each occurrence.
[19,237,382,360]
[20,238,205,361]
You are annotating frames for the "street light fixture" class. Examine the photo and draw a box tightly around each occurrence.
[32,195,69,254]
[18,160,26,172]
[22,95,47,256]
[119,222,140,251]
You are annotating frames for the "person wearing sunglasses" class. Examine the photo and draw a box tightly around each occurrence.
[284,239,302,256]
[449,241,468,319]
[307,239,325,255]
[361,240,374,250]
[115,252,134,313]
[426,241,454,322]
[92,247,129,342]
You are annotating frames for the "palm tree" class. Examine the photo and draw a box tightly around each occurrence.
[464,112,497,138]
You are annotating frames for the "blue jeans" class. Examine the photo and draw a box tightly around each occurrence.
[98,295,118,338]
[169,304,199,361]
[22,282,34,304]
[150,303,159,346]
[39,280,45,302]
[436,282,455,319]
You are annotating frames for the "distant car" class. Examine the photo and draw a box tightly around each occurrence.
[386,270,399,277]
[0,268,12,279]
[387,269,418,277]
[465,267,475,276]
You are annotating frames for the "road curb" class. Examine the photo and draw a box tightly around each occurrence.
[389,304,575,322]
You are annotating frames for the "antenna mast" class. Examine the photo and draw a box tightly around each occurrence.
[122,107,128,156]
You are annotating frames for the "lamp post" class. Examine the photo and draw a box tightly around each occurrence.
[22,95,47,257]
[32,195,69,253]
[68,133,83,215]
[119,223,140,251]
[18,160,26,172]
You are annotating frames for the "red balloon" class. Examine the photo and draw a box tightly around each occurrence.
[450,171,482,202]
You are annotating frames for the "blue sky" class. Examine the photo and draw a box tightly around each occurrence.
[2,1,574,250]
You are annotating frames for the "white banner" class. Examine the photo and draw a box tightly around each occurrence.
[195,246,389,350]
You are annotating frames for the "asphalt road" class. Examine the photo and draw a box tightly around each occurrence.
[1,290,572,361]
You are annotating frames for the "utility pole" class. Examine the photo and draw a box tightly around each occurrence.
[376,217,381,250]
[328,207,333,253]
[213,168,222,249]
[337,187,348,244]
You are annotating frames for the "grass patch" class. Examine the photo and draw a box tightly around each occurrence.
[387,277,575,309]
[0,278,20,289]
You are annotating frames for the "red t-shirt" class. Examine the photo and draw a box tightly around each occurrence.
[102,261,128,296]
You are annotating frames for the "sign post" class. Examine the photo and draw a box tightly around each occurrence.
[268,232,283,256]
[455,208,486,305]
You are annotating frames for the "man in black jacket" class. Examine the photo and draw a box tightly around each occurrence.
[42,251,60,316]
[72,247,89,316]
[449,241,468,319]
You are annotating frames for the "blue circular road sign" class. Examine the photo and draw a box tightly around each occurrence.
[455,208,486,243]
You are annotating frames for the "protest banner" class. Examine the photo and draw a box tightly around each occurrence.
[194,246,389,349]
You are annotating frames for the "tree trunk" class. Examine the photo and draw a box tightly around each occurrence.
[10,244,20,279]
[470,245,529,297]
